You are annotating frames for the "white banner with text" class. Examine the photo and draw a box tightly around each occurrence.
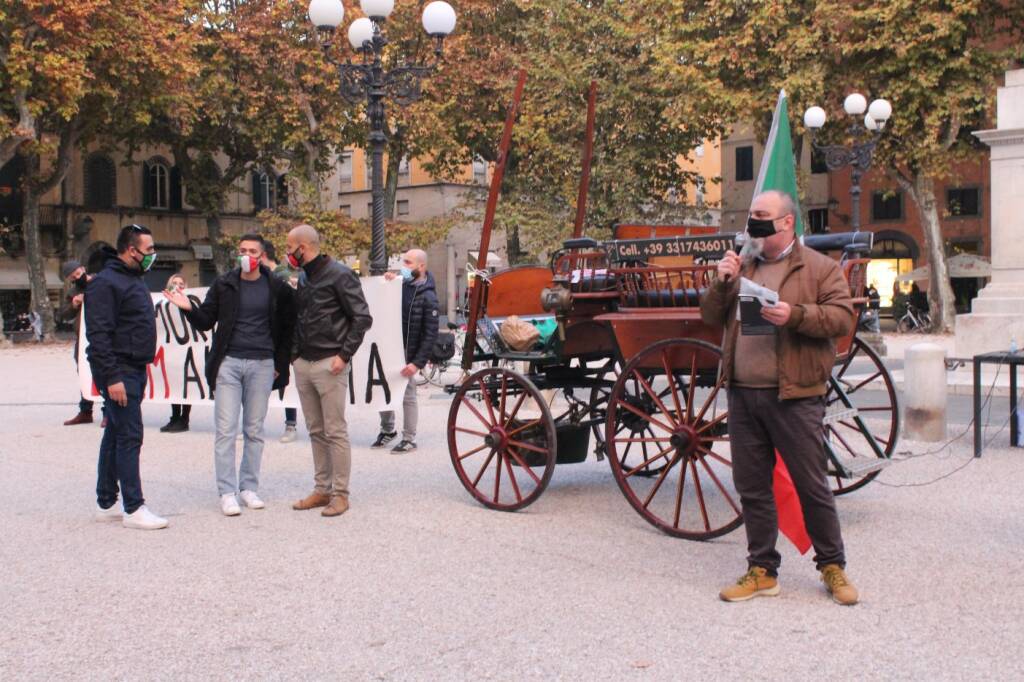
[78,276,407,410]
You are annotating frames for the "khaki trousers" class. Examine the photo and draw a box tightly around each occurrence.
[294,357,351,498]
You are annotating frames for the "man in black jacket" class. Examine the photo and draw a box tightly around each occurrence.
[85,224,167,530]
[164,234,296,516]
[286,224,372,518]
[372,248,439,454]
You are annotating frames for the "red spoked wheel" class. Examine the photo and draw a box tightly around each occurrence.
[447,367,557,511]
[826,335,900,495]
[607,338,742,540]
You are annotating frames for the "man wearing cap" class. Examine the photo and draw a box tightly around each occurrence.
[60,259,95,425]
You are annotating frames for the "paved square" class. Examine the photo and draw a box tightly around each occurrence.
[1,344,1022,679]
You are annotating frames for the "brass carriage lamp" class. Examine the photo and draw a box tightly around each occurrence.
[802,93,893,232]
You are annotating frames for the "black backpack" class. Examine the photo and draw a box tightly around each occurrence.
[430,331,456,362]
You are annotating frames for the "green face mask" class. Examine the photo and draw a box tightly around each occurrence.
[137,252,157,272]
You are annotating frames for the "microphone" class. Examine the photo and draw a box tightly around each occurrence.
[724,232,754,282]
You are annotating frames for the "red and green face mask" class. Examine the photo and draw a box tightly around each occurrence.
[286,247,304,269]
[239,255,260,274]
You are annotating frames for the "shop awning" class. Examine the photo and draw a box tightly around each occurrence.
[896,253,991,282]
[0,262,63,290]
[467,250,504,269]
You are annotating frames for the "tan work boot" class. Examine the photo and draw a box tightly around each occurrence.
[820,564,859,605]
[321,496,350,517]
[292,492,330,511]
[719,566,780,602]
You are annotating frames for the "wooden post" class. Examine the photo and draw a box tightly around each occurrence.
[572,81,597,239]
[461,70,528,370]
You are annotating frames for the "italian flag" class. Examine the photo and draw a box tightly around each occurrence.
[753,89,805,237]
[760,89,813,553]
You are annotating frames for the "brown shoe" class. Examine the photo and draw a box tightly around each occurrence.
[820,564,859,606]
[719,566,780,602]
[321,496,349,517]
[292,492,330,511]
[64,412,94,426]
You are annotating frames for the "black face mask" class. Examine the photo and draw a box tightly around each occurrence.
[746,216,777,239]
[74,274,89,292]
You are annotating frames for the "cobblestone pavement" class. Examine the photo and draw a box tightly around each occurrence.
[1,344,1022,680]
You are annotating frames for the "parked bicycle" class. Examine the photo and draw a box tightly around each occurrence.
[897,304,932,333]
[415,321,466,387]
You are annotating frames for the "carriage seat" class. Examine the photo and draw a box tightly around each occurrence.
[562,237,599,250]
[622,288,706,308]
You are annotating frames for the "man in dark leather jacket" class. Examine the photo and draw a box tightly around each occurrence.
[286,224,372,518]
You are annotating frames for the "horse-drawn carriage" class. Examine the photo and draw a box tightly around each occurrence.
[444,74,898,541]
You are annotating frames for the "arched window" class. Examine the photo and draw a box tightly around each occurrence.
[252,170,278,210]
[252,168,276,208]
[84,154,116,209]
[143,158,171,209]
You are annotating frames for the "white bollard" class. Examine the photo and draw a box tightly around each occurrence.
[902,342,948,442]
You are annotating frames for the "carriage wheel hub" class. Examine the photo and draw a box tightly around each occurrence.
[484,427,508,450]
[670,424,699,456]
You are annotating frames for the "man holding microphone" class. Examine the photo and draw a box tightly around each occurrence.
[700,190,858,606]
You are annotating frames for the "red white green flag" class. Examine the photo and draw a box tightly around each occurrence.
[753,89,804,236]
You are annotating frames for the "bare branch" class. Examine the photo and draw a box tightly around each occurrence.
[0,89,37,169]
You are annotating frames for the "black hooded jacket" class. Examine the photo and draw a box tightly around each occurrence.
[184,265,296,393]
[403,272,439,369]
[84,247,157,386]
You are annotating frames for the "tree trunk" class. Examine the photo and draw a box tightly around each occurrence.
[22,154,56,339]
[901,172,957,333]
[206,213,234,274]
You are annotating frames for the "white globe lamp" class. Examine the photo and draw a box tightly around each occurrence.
[422,1,457,36]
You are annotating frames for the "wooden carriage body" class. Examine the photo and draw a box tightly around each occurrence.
[444,72,896,540]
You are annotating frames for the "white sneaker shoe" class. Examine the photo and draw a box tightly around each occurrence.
[239,490,265,509]
[122,505,168,530]
[95,503,122,522]
[221,493,241,516]
[280,426,298,443]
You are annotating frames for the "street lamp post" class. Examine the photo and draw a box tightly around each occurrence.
[803,94,893,232]
[309,0,457,275]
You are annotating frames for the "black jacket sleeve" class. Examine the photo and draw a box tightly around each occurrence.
[273,285,297,390]
[183,282,220,332]
[85,277,122,386]
[333,268,373,362]
[410,289,440,369]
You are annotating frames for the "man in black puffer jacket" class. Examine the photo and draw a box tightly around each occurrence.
[372,248,439,454]
[85,225,167,530]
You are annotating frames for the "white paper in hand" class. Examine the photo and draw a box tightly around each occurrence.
[739,277,779,307]
[737,278,780,335]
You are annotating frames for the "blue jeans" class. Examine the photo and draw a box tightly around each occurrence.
[96,368,147,514]
[214,356,275,496]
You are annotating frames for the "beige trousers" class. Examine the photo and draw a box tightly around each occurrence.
[294,357,351,498]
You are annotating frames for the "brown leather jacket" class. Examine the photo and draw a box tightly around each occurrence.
[700,239,854,399]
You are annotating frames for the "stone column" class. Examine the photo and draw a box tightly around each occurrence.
[956,69,1024,359]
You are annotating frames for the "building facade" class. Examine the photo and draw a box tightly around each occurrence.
[719,123,990,312]
[0,145,495,332]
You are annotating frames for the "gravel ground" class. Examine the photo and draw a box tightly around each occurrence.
[1,344,1023,680]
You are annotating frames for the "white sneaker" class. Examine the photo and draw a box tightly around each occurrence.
[280,426,297,443]
[122,505,168,530]
[239,490,265,509]
[95,503,122,522]
[221,493,241,516]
